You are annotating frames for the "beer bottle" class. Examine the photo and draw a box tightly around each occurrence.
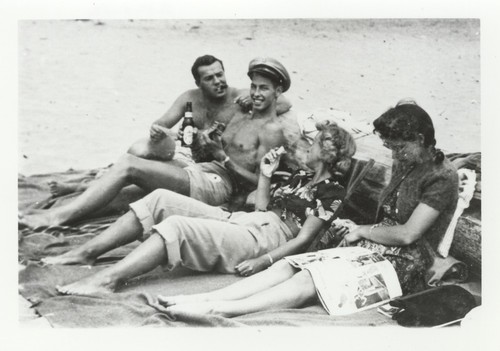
[180,102,195,147]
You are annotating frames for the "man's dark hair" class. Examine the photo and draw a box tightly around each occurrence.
[191,55,224,84]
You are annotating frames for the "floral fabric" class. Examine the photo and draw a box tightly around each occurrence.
[319,158,458,294]
[357,158,458,294]
[267,169,346,229]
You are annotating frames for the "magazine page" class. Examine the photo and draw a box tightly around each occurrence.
[284,246,373,269]
[285,247,402,315]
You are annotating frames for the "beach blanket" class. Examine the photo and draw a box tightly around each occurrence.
[18,169,398,327]
[20,261,394,328]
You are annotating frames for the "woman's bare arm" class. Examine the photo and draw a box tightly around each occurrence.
[235,216,325,276]
[344,203,440,246]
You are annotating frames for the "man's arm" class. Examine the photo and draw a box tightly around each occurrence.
[152,91,192,128]
[127,91,193,159]
[235,89,292,115]
[276,94,292,115]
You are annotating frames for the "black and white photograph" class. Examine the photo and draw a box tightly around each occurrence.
[3,0,500,349]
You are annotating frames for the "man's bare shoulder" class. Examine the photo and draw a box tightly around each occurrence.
[174,89,209,109]
[263,117,284,130]
[259,118,285,137]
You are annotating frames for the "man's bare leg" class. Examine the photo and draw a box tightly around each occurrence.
[48,181,83,197]
[57,233,168,296]
[41,211,143,266]
[158,260,297,306]
[167,270,318,317]
[20,154,191,228]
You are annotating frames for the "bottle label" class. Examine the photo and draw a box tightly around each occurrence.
[183,126,194,146]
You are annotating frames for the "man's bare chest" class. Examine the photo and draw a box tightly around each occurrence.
[223,117,267,149]
[194,104,242,129]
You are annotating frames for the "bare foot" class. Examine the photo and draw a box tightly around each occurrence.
[41,250,96,266]
[18,210,62,229]
[158,293,210,307]
[56,273,116,296]
[48,181,78,197]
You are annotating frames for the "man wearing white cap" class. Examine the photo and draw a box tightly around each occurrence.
[195,57,293,204]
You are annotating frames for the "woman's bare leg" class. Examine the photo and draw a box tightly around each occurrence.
[167,270,318,317]
[158,260,297,306]
[57,233,168,296]
[20,154,190,227]
[41,211,143,266]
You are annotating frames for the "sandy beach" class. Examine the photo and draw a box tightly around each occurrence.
[19,19,480,176]
[10,11,500,348]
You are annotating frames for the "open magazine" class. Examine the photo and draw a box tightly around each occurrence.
[285,247,402,315]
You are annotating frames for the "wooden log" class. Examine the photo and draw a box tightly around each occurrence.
[450,213,482,276]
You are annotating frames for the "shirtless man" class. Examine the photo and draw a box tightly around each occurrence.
[21,57,293,228]
[47,55,291,196]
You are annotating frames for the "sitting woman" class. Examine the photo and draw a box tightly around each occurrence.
[47,121,356,296]
[159,100,459,317]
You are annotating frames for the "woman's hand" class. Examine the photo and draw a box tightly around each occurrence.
[330,221,364,246]
[235,256,269,276]
[343,228,364,245]
[260,147,285,178]
[150,124,167,142]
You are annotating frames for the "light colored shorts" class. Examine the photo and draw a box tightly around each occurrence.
[183,161,233,206]
[172,145,196,166]
[129,189,293,273]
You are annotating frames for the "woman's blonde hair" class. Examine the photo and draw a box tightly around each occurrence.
[315,120,356,176]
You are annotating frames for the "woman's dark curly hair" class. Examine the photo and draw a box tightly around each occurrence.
[315,120,356,176]
[373,100,444,163]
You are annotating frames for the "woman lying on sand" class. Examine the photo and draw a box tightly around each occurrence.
[44,121,356,296]
[157,101,459,317]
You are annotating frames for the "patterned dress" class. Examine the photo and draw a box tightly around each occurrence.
[267,169,346,229]
[345,159,457,294]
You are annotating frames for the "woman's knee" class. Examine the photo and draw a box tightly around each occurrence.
[147,188,190,210]
[289,270,317,302]
[155,215,190,234]
[293,270,314,285]
[148,188,174,201]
